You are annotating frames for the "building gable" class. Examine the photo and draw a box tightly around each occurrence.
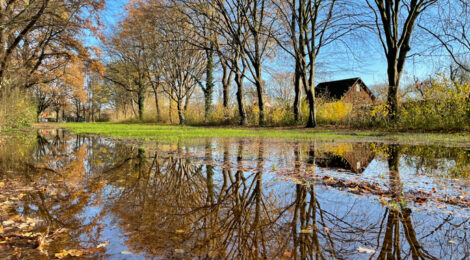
[316,77,376,104]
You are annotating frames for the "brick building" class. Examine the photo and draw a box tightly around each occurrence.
[316,77,376,105]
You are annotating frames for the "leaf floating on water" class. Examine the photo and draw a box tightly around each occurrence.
[97,241,110,248]
[449,240,456,244]
[357,247,376,254]
[348,186,359,193]
[3,220,15,226]
[55,249,84,259]
[121,251,132,255]
[380,198,387,207]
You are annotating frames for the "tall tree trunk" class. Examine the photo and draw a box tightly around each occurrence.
[305,88,316,128]
[76,103,80,122]
[55,107,60,122]
[177,99,185,125]
[387,58,401,121]
[292,0,301,124]
[82,106,86,122]
[169,92,173,124]
[221,61,233,108]
[153,88,160,122]
[91,105,95,122]
[221,60,233,120]
[235,68,247,126]
[255,64,265,126]
[138,83,145,121]
[294,62,301,123]
[204,49,215,121]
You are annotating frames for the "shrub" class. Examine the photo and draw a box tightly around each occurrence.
[397,77,470,131]
[0,87,36,131]
[316,101,352,125]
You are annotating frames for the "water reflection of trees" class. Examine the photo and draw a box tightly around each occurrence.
[106,140,292,258]
[105,140,470,259]
[373,145,436,259]
[400,145,470,178]
[1,132,469,258]
[1,130,110,255]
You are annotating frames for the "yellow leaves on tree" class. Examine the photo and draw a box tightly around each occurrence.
[63,58,87,104]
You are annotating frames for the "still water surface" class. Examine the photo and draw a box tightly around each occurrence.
[0,130,469,259]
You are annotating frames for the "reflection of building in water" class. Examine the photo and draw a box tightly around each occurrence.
[315,143,375,173]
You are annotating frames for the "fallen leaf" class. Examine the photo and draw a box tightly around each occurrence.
[121,251,132,255]
[358,247,376,254]
[176,229,185,234]
[380,198,387,207]
[97,241,110,248]
[175,249,185,254]
[348,186,359,193]
[299,229,311,234]
[449,240,456,244]
[283,251,292,257]
[9,215,23,222]
[55,249,84,259]
[3,220,15,226]
[0,182,4,187]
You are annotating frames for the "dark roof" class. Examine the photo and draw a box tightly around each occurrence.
[316,77,365,100]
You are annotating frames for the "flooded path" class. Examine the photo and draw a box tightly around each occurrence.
[0,130,469,259]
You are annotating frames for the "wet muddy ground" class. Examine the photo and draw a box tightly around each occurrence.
[0,129,469,259]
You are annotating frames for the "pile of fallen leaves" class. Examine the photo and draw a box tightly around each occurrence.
[0,180,109,259]
[284,173,470,208]
[0,180,48,259]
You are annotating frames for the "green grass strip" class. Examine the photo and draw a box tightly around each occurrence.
[54,123,470,146]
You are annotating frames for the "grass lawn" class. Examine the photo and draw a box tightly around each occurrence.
[50,122,470,146]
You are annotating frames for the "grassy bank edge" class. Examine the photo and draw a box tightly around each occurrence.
[47,122,470,147]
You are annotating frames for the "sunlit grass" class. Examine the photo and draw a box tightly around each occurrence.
[53,122,470,146]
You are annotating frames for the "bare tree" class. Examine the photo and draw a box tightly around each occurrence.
[420,0,470,73]
[273,0,356,127]
[204,0,278,126]
[211,0,251,125]
[160,29,206,124]
[366,0,437,120]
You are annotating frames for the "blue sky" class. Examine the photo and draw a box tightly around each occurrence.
[87,0,442,88]
[85,0,128,47]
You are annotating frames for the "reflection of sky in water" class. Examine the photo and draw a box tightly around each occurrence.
[1,131,470,259]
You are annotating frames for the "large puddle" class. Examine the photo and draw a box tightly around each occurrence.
[0,130,469,259]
